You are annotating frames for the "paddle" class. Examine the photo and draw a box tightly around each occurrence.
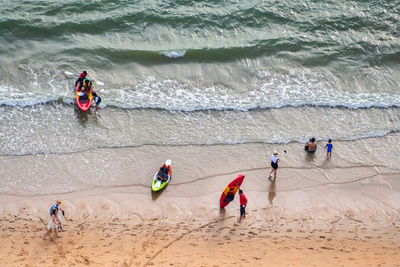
[64,71,104,86]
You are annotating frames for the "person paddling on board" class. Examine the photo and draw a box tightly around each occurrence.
[75,71,87,91]
[81,79,102,109]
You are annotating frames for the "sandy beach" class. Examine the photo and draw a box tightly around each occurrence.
[2,1,400,266]
[0,208,399,266]
[1,134,400,266]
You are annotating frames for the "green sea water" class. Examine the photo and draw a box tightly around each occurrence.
[0,0,399,155]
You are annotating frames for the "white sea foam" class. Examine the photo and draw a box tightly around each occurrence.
[1,102,400,156]
[97,70,400,111]
[1,68,399,112]
[0,85,60,106]
[161,50,186,58]
[64,71,75,78]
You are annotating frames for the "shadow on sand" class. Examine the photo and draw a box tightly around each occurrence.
[151,188,164,201]
[268,179,276,204]
[219,207,226,216]
[305,151,316,162]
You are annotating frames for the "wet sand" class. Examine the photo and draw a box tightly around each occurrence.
[0,134,400,266]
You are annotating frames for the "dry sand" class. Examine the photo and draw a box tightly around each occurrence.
[0,190,399,267]
[0,134,400,266]
[0,212,399,267]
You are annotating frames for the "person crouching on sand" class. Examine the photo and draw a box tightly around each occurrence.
[268,151,280,181]
[43,208,61,240]
[238,189,247,222]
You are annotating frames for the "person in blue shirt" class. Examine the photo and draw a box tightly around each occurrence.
[324,138,333,157]
[50,200,65,231]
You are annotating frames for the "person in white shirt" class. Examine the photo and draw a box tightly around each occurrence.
[268,151,280,181]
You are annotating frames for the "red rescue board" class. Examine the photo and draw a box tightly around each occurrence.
[219,174,245,208]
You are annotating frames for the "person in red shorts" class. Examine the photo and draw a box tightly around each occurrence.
[238,189,248,222]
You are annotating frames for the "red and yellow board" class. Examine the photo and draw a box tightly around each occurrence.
[219,174,245,208]
[75,90,92,112]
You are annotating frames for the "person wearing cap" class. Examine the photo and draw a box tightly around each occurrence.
[268,151,280,181]
[324,138,333,157]
[49,200,64,231]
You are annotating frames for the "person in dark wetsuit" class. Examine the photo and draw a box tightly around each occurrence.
[225,193,234,202]
[157,166,169,182]
[75,71,87,91]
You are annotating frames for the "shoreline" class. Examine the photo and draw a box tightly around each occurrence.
[2,105,400,157]
[2,127,400,158]
[1,133,400,196]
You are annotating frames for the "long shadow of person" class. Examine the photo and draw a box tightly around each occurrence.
[268,179,276,205]
[305,151,316,162]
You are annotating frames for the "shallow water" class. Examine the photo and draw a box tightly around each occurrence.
[0,0,399,155]
[1,134,399,195]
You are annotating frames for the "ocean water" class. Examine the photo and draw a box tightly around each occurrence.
[0,0,399,155]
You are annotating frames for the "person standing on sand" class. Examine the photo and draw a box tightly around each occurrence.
[325,138,333,157]
[268,151,280,181]
[43,208,61,240]
[50,200,64,231]
[238,189,247,222]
